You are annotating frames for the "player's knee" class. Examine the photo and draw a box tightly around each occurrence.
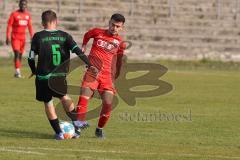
[60,96,74,110]
[44,100,54,107]
[14,51,21,59]
[61,95,71,101]
[102,99,112,105]
[101,90,114,104]
[81,87,93,98]
[105,90,114,95]
[19,54,22,60]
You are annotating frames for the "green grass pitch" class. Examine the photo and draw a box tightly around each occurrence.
[0,58,239,160]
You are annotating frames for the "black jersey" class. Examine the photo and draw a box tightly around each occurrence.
[30,30,78,77]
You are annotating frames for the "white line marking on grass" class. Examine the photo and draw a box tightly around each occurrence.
[1,146,240,159]
[0,148,45,156]
[4,146,131,154]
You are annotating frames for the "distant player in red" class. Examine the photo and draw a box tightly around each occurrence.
[74,13,126,138]
[6,0,34,78]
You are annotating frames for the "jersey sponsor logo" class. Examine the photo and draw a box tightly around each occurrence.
[19,20,28,26]
[96,39,119,52]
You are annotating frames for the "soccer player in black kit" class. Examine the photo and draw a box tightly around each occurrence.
[28,10,97,140]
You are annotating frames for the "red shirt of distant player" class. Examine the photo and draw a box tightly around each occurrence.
[82,28,125,94]
[6,10,33,53]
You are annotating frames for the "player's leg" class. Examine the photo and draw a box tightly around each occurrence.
[16,39,25,77]
[61,95,77,120]
[59,95,81,138]
[95,90,114,138]
[13,51,22,77]
[49,76,81,138]
[11,39,22,77]
[75,70,98,128]
[36,78,64,140]
[49,76,82,138]
[19,53,23,66]
[44,100,64,140]
[75,87,94,129]
[12,42,22,78]
[49,76,76,119]
[19,39,25,65]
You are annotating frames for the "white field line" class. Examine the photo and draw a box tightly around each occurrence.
[1,146,130,154]
[0,146,240,159]
[0,148,45,155]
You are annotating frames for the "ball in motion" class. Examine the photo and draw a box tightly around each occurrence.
[59,121,75,139]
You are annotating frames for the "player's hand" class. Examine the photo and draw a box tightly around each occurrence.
[88,66,98,76]
[5,38,10,45]
[28,73,35,79]
[82,45,86,53]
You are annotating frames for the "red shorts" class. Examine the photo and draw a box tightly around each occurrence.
[11,39,26,54]
[81,70,116,95]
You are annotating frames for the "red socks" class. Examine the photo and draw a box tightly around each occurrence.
[77,96,112,129]
[77,96,89,121]
[97,103,112,128]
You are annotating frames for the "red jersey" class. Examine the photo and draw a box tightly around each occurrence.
[83,28,125,76]
[6,10,33,40]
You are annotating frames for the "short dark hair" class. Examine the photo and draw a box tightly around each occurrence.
[111,13,125,24]
[42,10,57,25]
[20,0,27,3]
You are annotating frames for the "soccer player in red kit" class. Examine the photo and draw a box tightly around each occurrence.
[75,13,126,138]
[6,0,34,78]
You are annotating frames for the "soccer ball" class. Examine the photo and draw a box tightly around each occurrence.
[59,121,75,139]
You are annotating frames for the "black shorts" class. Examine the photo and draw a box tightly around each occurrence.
[35,76,67,102]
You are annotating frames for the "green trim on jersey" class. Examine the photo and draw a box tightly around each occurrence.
[71,45,78,52]
[37,73,66,80]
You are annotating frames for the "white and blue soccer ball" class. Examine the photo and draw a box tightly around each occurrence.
[59,121,75,139]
